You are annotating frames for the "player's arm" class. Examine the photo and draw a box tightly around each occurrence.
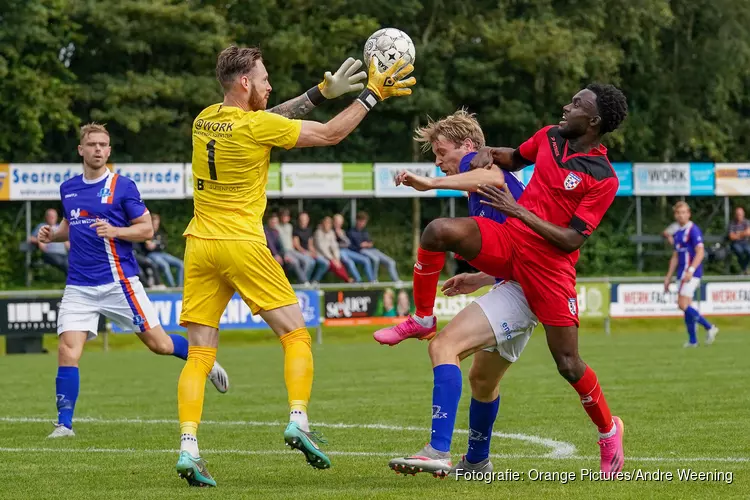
[397,166,506,192]
[91,212,154,242]
[294,58,415,148]
[39,219,70,243]
[664,251,678,291]
[470,148,532,172]
[470,128,549,172]
[268,58,367,119]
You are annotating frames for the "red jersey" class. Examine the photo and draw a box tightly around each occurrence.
[508,125,618,264]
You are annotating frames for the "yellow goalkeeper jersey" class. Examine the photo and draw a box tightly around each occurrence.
[184,103,302,242]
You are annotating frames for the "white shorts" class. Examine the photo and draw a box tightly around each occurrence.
[57,276,160,340]
[474,281,538,363]
[678,277,701,298]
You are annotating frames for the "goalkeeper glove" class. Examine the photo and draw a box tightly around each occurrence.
[305,58,367,105]
[356,57,416,111]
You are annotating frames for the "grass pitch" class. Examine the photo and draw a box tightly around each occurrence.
[1,317,749,499]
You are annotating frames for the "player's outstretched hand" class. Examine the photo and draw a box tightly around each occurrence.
[366,57,416,101]
[663,277,671,293]
[319,58,367,99]
[470,147,495,170]
[91,219,120,239]
[442,273,485,296]
[395,170,433,191]
[37,225,52,243]
[477,184,522,218]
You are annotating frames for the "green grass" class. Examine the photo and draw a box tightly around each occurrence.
[1,318,749,499]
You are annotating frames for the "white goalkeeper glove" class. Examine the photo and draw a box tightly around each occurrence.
[319,57,367,98]
[305,58,367,105]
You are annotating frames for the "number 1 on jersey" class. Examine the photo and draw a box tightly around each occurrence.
[207,139,218,180]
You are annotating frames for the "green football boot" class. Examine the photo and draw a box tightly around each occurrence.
[176,451,217,487]
[283,422,331,469]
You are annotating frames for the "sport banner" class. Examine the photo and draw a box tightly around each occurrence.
[282,163,343,197]
[324,281,609,326]
[0,164,9,201]
[609,283,687,318]
[8,164,81,200]
[374,163,462,198]
[184,163,280,198]
[700,282,750,315]
[111,164,184,199]
[110,290,319,332]
[324,288,415,326]
[612,162,633,196]
[577,282,609,319]
[633,163,714,196]
[715,163,750,195]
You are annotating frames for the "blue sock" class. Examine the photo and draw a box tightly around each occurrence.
[466,397,500,464]
[56,366,79,429]
[429,364,462,453]
[169,334,189,360]
[686,306,712,330]
[684,311,697,344]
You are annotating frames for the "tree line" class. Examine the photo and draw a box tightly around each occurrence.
[2,0,750,287]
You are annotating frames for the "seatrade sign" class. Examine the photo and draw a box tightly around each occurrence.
[8,164,81,200]
[609,283,685,318]
[633,163,714,196]
[110,164,184,199]
[110,290,320,333]
[715,163,750,195]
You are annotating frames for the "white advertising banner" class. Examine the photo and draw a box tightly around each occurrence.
[701,282,750,315]
[111,163,184,199]
[374,163,437,198]
[715,163,750,196]
[609,283,686,318]
[633,163,690,195]
[9,164,81,200]
[281,163,343,196]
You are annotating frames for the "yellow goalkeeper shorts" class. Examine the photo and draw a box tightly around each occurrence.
[179,236,299,328]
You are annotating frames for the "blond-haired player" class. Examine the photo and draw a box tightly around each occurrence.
[41,123,228,439]
[372,110,534,477]
[175,46,415,486]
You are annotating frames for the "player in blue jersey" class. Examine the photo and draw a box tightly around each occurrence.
[663,201,719,347]
[375,110,538,477]
[38,123,229,438]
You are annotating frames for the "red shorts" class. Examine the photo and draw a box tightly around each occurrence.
[467,216,579,327]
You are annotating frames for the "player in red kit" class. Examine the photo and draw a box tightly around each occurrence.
[383,83,628,475]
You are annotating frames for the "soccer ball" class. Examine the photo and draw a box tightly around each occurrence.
[363,28,416,73]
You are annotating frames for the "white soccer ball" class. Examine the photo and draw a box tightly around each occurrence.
[363,28,416,72]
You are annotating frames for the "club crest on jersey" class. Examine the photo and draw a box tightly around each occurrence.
[564,172,582,190]
[133,314,144,327]
[568,298,578,316]
[98,187,111,198]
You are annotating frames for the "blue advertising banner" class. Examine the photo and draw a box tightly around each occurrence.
[110,290,320,333]
[612,162,633,196]
[690,162,715,195]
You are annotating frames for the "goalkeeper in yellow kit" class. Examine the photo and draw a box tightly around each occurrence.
[175,45,415,486]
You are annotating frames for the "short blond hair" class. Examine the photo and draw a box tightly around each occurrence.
[79,122,109,143]
[673,201,690,212]
[414,109,485,153]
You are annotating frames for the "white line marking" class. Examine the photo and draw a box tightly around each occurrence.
[3,417,748,463]
[0,416,576,458]
[0,447,747,463]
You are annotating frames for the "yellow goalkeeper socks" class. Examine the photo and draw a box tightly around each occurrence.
[178,346,216,437]
[279,328,313,417]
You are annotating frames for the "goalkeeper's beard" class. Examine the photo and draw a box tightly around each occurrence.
[249,87,267,111]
